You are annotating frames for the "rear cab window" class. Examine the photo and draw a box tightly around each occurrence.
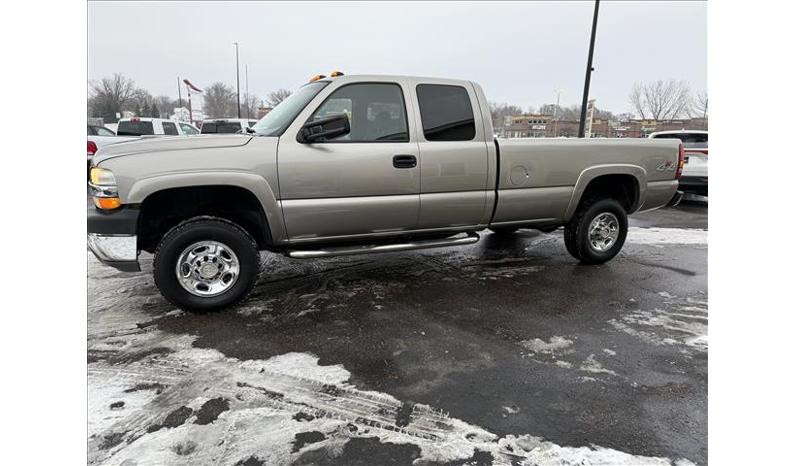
[162,121,179,135]
[416,84,476,141]
[201,121,243,134]
[117,120,154,136]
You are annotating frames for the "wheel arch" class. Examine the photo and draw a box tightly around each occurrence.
[563,165,646,221]
[130,173,286,251]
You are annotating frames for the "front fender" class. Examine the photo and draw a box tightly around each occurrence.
[126,171,287,244]
[562,164,647,221]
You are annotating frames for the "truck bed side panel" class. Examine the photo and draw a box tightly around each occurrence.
[492,138,680,224]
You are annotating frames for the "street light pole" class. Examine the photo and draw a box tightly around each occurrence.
[234,42,241,118]
[578,0,600,138]
[245,64,250,119]
[177,76,183,120]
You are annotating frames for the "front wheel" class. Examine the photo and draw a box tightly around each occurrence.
[154,217,261,312]
[564,199,628,264]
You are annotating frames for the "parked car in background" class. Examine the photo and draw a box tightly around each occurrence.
[87,125,139,176]
[200,118,259,134]
[88,124,116,136]
[116,117,200,136]
[649,130,708,196]
[88,73,684,311]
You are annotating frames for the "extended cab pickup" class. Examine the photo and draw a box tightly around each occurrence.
[88,74,684,311]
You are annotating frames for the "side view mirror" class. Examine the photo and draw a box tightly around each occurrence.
[298,113,350,143]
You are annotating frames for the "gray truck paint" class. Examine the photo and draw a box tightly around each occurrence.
[92,75,680,249]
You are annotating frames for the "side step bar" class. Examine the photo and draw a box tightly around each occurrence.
[287,232,480,259]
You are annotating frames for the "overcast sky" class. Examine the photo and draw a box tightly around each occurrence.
[89,1,706,114]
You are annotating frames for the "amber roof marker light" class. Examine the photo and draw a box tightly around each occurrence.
[330,71,345,77]
[308,74,327,83]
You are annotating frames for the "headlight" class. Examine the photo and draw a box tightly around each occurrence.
[89,167,121,210]
[90,167,116,186]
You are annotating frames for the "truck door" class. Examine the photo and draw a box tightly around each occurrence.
[278,81,421,241]
[413,83,489,228]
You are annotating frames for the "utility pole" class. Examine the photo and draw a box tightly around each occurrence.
[553,89,562,137]
[578,0,600,138]
[245,64,250,119]
[177,77,183,120]
[234,42,241,118]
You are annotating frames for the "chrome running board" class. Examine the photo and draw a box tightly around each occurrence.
[287,232,480,259]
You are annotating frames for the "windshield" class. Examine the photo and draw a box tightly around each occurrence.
[251,81,329,136]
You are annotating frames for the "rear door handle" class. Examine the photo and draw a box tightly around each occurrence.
[393,154,417,169]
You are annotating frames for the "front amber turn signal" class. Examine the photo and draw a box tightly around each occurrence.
[94,197,121,210]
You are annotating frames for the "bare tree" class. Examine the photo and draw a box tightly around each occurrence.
[539,103,562,118]
[629,80,693,121]
[694,90,708,118]
[202,82,236,118]
[629,83,647,120]
[89,73,137,122]
[242,94,260,120]
[153,95,179,117]
[265,89,292,107]
[128,88,153,114]
[488,102,524,130]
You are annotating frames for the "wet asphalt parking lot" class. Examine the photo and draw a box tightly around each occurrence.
[88,201,707,466]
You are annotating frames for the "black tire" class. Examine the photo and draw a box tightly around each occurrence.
[490,227,519,236]
[153,217,261,312]
[564,198,628,265]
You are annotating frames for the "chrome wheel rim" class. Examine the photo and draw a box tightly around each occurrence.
[175,241,240,297]
[588,212,619,252]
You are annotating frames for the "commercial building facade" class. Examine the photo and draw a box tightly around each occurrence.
[498,115,708,139]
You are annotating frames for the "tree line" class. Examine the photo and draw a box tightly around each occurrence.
[89,74,706,127]
[87,73,293,122]
[490,79,707,130]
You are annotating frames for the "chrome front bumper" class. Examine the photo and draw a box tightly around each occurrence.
[87,234,140,271]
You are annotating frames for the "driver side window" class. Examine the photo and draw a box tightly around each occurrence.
[310,83,409,142]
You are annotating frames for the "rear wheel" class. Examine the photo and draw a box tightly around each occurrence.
[564,198,628,264]
[154,217,261,312]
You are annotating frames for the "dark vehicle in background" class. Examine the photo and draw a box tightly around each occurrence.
[649,130,708,196]
[200,118,259,134]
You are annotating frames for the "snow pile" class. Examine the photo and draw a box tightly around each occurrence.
[521,336,574,354]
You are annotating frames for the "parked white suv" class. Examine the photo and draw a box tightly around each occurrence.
[200,118,259,134]
[116,117,200,136]
[649,130,707,196]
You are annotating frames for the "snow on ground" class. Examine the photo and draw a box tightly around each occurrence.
[626,227,707,246]
[88,254,697,466]
[520,336,574,354]
[609,292,708,352]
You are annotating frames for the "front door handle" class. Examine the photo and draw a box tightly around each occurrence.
[393,154,417,169]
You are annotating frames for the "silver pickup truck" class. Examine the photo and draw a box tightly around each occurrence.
[88,74,684,311]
